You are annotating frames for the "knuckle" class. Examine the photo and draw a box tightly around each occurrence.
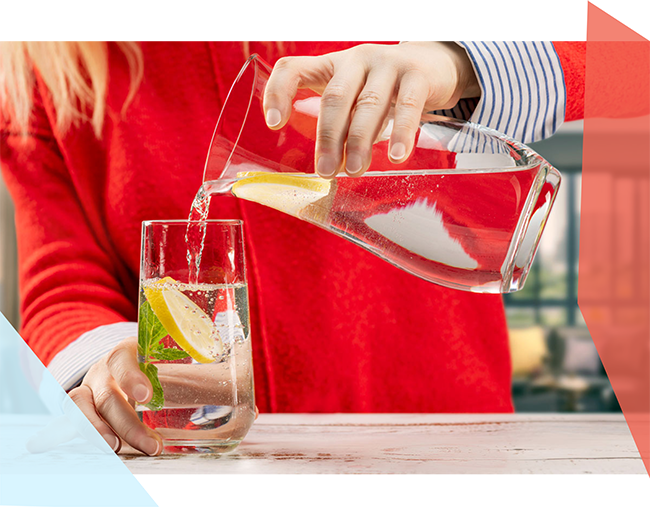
[393,112,420,133]
[346,129,371,148]
[120,370,142,390]
[354,43,378,57]
[393,118,419,134]
[68,386,88,405]
[316,128,340,148]
[274,56,294,70]
[105,340,135,373]
[93,388,116,414]
[122,425,147,446]
[264,90,283,102]
[321,83,349,106]
[105,347,122,373]
[355,90,383,110]
[397,93,422,111]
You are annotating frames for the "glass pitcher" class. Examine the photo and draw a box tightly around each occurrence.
[198,54,561,294]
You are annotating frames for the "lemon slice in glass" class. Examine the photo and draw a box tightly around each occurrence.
[232,171,332,217]
[144,277,223,363]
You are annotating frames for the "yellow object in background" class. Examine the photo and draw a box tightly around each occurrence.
[508,326,547,376]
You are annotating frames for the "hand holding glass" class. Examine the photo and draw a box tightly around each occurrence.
[137,220,255,454]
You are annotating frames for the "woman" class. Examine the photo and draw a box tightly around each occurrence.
[0,41,584,456]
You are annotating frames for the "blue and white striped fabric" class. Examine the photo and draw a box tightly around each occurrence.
[49,41,567,392]
[48,322,138,391]
[436,41,566,144]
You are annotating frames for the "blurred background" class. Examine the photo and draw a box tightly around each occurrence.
[509,120,620,413]
[0,119,620,413]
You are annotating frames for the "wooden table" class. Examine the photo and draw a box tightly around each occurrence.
[121,413,646,474]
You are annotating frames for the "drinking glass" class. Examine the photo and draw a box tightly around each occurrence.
[200,54,562,294]
[137,220,255,454]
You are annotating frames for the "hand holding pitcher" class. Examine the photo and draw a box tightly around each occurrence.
[263,42,481,178]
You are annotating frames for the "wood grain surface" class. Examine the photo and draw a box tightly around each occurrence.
[121,413,646,474]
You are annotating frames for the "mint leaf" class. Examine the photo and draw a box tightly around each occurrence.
[138,300,168,359]
[151,347,190,361]
[149,341,164,358]
[137,299,169,411]
[139,362,164,411]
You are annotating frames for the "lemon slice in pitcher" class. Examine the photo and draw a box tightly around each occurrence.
[232,172,332,217]
[144,277,223,363]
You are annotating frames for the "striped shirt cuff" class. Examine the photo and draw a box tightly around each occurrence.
[444,42,566,144]
[47,322,138,391]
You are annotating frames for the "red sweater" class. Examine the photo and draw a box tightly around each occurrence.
[0,42,586,413]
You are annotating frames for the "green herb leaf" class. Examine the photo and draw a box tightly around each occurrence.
[137,297,174,410]
[150,347,190,361]
[138,300,168,358]
[139,362,164,411]
[148,341,164,360]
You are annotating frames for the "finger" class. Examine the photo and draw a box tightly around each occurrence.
[105,337,152,405]
[263,55,329,130]
[315,65,367,178]
[344,67,398,176]
[156,362,236,406]
[389,70,429,163]
[89,382,162,456]
[68,385,121,452]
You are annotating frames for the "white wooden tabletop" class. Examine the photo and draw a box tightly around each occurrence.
[121,413,646,474]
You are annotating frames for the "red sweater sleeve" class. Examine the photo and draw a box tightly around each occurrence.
[0,88,135,366]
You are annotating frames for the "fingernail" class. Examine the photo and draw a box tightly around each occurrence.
[317,156,337,177]
[345,153,364,175]
[141,438,161,456]
[390,142,406,161]
[133,384,149,403]
[266,108,282,127]
[103,434,119,452]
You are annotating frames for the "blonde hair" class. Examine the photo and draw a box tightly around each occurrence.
[0,41,143,137]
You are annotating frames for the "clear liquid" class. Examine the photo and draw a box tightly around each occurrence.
[195,168,556,293]
[186,186,211,285]
[137,281,255,453]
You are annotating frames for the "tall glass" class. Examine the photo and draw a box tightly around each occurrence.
[137,220,255,454]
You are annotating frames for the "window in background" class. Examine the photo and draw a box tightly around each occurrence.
[506,122,620,413]
[505,172,581,327]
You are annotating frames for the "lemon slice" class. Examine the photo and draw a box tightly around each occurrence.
[232,171,332,217]
[144,277,223,363]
